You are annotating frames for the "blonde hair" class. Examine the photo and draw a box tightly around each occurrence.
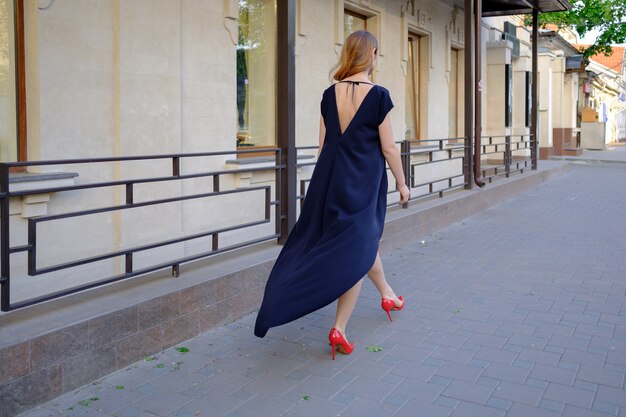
[331,30,378,81]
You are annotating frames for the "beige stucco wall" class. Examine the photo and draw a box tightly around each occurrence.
[10,0,536,303]
[11,0,267,302]
[538,52,554,149]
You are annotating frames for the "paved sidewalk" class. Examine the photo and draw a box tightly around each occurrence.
[551,142,626,164]
[20,163,626,417]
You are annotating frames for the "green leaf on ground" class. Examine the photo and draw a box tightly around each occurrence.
[366,346,383,353]
[175,347,190,353]
[78,397,100,407]
[115,385,125,390]
[156,363,165,368]
[302,395,310,401]
[145,356,156,361]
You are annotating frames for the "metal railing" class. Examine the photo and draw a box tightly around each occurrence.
[400,138,469,204]
[1,135,536,311]
[295,145,318,209]
[297,138,469,209]
[480,134,534,183]
[0,149,283,311]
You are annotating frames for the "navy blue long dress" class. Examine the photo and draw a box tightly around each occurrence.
[254,82,394,338]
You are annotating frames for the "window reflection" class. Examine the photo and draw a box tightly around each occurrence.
[237,0,276,149]
[0,0,17,162]
[449,48,459,138]
[344,10,366,39]
[406,34,420,140]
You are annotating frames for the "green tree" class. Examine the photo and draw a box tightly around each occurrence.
[527,0,626,58]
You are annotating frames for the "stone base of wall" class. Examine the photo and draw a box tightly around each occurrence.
[540,146,553,160]
[0,161,572,417]
[553,128,583,156]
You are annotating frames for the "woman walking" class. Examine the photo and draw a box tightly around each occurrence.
[254,30,410,360]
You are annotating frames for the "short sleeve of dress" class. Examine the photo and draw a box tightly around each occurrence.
[377,87,394,125]
[320,89,329,116]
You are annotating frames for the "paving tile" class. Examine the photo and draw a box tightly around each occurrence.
[561,348,606,367]
[529,363,576,386]
[340,376,397,402]
[596,385,626,407]
[389,360,438,381]
[563,405,615,417]
[231,395,293,417]
[160,391,244,417]
[482,362,530,384]
[286,374,352,400]
[429,346,476,364]
[132,390,193,416]
[486,397,512,411]
[543,382,595,409]
[539,399,565,413]
[548,334,590,351]
[577,365,624,388]
[507,334,549,350]
[465,333,508,349]
[473,347,518,365]
[344,358,394,379]
[492,380,544,406]
[434,361,484,383]
[339,397,399,417]
[441,379,493,404]
[507,403,560,417]
[395,400,452,417]
[517,348,561,366]
[449,401,505,417]
[390,379,446,402]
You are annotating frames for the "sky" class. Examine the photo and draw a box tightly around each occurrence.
[579,28,626,46]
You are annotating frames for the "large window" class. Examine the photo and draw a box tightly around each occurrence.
[405,34,421,140]
[344,10,367,38]
[449,48,459,138]
[237,0,276,149]
[505,63,513,127]
[0,0,17,162]
[525,71,531,128]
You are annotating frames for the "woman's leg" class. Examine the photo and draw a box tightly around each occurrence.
[367,252,403,307]
[332,279,364,335]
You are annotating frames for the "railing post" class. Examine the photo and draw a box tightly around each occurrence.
[531,8,539,170]
[464,0,473,189]
[505,135,511,178]
[0,164,10,311]
[401,140,411,208]
[277,0,296,243]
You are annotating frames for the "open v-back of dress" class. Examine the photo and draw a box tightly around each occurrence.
[254,82,394,338]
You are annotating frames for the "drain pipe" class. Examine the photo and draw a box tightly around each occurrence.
[473,0,485,187]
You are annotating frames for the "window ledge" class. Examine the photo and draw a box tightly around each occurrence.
[224,155,315,188]
[7,172,79,218]
[224,154,314,166]
[410,144,440,150]
[9,171,79,183]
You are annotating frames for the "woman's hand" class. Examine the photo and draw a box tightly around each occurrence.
[398,184,410,204]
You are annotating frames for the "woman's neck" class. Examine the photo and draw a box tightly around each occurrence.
[342,71,371,83]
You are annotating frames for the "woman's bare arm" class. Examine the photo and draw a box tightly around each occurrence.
[318,115,326,157]
[379,115,410,203]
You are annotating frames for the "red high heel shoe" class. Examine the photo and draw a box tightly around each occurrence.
[381,296,404,321]
[328,328,354,360]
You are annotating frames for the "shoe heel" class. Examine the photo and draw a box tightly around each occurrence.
[385,310,392,322]
[330,343,336,360]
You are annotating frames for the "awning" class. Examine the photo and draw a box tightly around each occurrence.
[482,0,572,16]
